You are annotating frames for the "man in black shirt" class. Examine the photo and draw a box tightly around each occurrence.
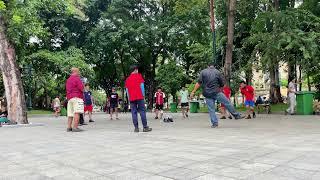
[191,63,242,128]
[109,87,119,120]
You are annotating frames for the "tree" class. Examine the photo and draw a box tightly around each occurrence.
[224,0,236,86]
[0,1,28,123]
[155,61,186,101]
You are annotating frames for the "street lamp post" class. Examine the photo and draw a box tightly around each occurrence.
[210,0,217,66]
[27,64,32,110]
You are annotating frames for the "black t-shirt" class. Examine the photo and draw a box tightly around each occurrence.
[110,93,119,104]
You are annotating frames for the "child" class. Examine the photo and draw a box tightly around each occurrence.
[220,85,232,119]
[154,87,165,119]
[240,81,256,119]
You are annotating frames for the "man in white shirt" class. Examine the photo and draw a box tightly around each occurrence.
[286,78,297,115]
[179,86,189,118]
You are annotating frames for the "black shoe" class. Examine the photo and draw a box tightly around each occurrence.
[143,127,152,132]
[211,124,218,128]
[252,112,256,118]
[67,128,72,132]
[89,119,94,123]
[220,116,226,119]
[228,116,233,119]
[245,115,252,119]
[134,128,139,133]
[155,117,159,120]
[185,114,189,118]
[81,123,88,126]
[168,118,173,122]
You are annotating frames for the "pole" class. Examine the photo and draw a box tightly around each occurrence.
[210,0,216,66]
[28,64,32,110]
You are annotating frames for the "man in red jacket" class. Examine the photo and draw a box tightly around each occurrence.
[66,68,84,132]
[125,65,152,133]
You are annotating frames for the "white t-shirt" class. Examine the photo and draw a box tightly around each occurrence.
[288,82,296,96]
[179,90,189,103]
[53,98,61,108]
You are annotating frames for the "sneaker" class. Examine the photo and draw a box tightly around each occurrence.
[116,118,120,120]
[163,118,169,123]
[82,123,88,125]
[245,115,252,119]
[89,119,94,123]
[143,127,152,132]
[211,124,218,128]
[168,118,174,122]
[220,116,226,119]
[134,128,139,133]
[252,112,256,118]
[185,114,189,118]
[228,116,233,119]
[67,128,72,132]
[155,117,159,120]
[72,128,84,132]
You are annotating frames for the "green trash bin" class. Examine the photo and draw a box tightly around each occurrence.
[296,91,315,115]
[60,107,67,116]
[170,103,177,113]
[190,101,199,113]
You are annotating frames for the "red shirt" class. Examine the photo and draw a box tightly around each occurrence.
[125,73,145,102]
[223,86,231,99]
[154,92,165,105]
[66,74,84,100]
[240,85,255,101]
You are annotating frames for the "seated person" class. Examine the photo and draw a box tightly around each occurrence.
[256,96,264,105]
[0,107,9,124]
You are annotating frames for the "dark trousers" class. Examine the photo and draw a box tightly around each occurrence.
[79,114,84,124]
[130,100,148,128]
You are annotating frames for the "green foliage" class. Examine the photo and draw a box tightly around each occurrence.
[155,62,186,100]
[0,1,5,11]
[92,90,106,106]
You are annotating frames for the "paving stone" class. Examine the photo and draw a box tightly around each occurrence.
[194,174,237,180]
[1,113,320,180]
[158,167,206,180]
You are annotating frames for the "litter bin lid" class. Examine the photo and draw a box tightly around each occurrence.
[296,91,315,95]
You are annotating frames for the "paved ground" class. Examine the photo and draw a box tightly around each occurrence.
[1,112,320,180]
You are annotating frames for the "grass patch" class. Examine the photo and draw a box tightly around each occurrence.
[28,109,53,115]
[198,103,288,113]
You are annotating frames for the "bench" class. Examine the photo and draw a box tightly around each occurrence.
[257,103,271,114]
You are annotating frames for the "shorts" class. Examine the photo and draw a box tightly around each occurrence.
[181,102,189,107]
[110,103,118,109]
[155,104,164,110]
[67,98,84,117]
[84,104,93,112]
[245,100,255,107]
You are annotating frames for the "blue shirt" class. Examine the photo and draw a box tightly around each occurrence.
[84,91,92,105]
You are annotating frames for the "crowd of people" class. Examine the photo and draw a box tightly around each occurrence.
[62,63,298,132]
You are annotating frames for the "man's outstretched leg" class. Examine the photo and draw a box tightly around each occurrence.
[216,92,242,119]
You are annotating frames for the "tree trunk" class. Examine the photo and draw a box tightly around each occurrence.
[299,65,302,91]
[245,68,253,85]
[307,73,311,91]
[0,17,28,124]
[224,0,236,86]
[288,62,296,82]
[269,64,283,103]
